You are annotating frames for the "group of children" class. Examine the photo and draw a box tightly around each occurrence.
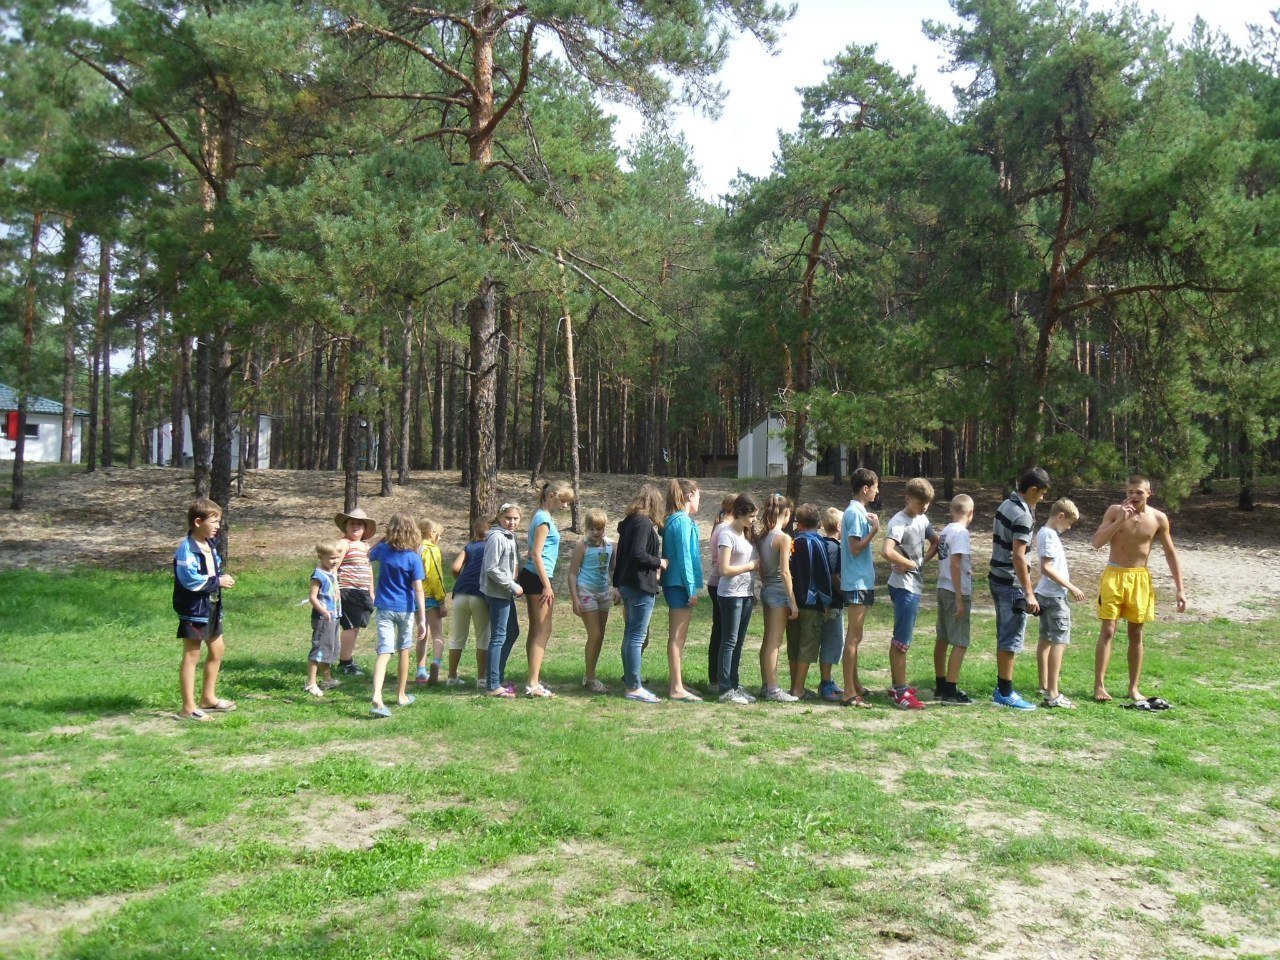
[172,466,1186,719]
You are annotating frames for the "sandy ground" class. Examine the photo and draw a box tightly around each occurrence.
[2,466,1278,621]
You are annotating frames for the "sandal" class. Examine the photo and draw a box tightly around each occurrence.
[840,695,871,709]
[303,683,325,698]
[1122,698,1154,711]
[370,704,392,718]
[200,699,237,713]
[1147,697,1172,710]
[582,678,609,694]
[179,709,211,722]
[487,686,516,699]
[669,692,703,703]
[524,684,556,699]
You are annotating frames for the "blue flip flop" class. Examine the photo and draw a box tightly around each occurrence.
[398,695,416,707]
[370,705,392,718]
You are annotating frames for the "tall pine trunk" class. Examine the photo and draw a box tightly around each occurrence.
[380,324,393,496]
[59,221,79,464]
[556,253,582,532]
[398,305,413,485]
[10,210,42,510]
[192,337,212,497]
[529,311,547,484]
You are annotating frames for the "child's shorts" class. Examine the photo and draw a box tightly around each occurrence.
[843,588,875,606]
[516,567,546,596]
[819,609,844,665]
[339,588,374,629]
[310,614,341,663]
[888,586,921,651]
[375,609,417,655]
[177,602,223,642]
[761,583,791,608]
[1097,566,1156,624]
[785,609,824,663]
[935,588,971,648]
[663,586,692,609]
[423,598,441,611]
[577,590,613,613]
[1037,594,1072,644]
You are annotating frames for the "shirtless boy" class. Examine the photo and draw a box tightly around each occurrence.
[1091,475,1187,704]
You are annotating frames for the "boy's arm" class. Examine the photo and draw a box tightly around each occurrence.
[882,538,914,570]
[451,548,467,577]
[848,513,880,555]
[308,578,330,618]
[1156,512,1188,612]
[175,542,219,593]
[950,553,966,611]
[1039,557,1086,600]
[1012,540,1039,612]
[923,528,940,563]
[1091,504,1131,550]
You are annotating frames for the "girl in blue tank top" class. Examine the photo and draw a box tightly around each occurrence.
[519,480,575,698]
[569,507,617,693]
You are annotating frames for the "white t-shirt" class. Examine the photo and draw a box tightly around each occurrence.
[885,510,932,595]
[936,521,972,596]
[716,526,755,598]
[1034,527,1068,599]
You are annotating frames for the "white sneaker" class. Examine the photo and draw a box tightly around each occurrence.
[1043,693,1077,709]
[762,686,799,703]
[319,678,342,690]
[737,687,758,703]
[718,688,750,704]
[582,677,609,694]
[445,677,468,687]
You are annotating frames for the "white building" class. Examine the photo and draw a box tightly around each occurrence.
[151,414,273,469]
[737,414,817,479]
[0,383,86,462]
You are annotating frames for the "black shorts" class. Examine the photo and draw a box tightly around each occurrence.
[177,602,223,642]
[339,588,374,629]
[516,567,545,596]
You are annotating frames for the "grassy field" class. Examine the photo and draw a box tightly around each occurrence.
[0,562,1277,960]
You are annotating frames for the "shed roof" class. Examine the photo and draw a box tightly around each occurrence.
[0,382,89,417]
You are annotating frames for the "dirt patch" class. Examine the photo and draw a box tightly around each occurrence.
[213,735,441,772]
[187,790,418,852]
[0,890,154,959]
[37,713,187,740]
[2,469,1278,624]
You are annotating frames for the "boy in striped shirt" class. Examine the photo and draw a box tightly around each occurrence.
[989,466,1050,710]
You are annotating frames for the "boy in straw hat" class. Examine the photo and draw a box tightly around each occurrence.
[335,507,378,676]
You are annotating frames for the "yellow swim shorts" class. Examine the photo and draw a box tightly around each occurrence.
[1097,566,1156,624]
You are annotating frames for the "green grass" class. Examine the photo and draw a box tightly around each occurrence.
[1,563,1277,959]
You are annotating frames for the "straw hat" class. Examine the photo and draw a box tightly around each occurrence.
[334,507,377,540]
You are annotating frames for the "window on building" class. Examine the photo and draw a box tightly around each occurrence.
[25,423,39,438]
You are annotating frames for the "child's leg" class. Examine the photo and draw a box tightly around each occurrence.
[667,606,693,695]
[789,660,811,697]
[199,636,225,707]
[1126,620,1145,700]
[415,624,429,674]
[371,652,391,707]
[708,587,723,685]
[307,659,320,687]
[946,645,967,683]
[427,609,443,682]
[1046,642,1067,699]
[759,605,789,690]
[842,603,869,697]
[321,663,332,683]
[180,638,202,714]
[525,595,553,689]
[397,646,411,703]
[448,599,469,679]
[1036,638,1051,691]
[888,587,919,689]
[933,633,949,687]
[889,645,908,688]
[583,609,606,682]
[340,628,358,662]
[1094,619,1119,699]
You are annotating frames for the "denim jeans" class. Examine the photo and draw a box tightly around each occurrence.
[618,585,656,689]
[708,584,723,683]
[988,577,1028,654]
[484,595,520,690]
[717,594,754,691]
[888,585,921,651]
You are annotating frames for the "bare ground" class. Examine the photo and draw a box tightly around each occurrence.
[2,466,1278,621]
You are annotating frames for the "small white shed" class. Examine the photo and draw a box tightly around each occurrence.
[737,414,817,479]
[0,383,86,462]
[152,414,273,469]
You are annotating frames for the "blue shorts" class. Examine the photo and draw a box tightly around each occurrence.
[843,589,875,606]
[819,610,843,665]
[375,609,417,655]
[663,586,692,610]
[888,586,921,651]
[989,578,1028,654]
[423,598,441,610]
[761,583,791,608]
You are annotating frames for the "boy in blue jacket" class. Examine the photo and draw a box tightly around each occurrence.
[173,498,236,720]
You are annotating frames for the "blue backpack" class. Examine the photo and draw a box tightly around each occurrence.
[792,530,834,610]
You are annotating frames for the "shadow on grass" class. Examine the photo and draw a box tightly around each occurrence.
[30,693,147,716]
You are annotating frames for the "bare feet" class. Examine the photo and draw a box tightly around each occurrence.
[1127,688,1144,702]
[1094,687,1113,703]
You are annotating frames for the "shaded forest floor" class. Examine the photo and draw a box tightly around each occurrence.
[2,464,1279,621]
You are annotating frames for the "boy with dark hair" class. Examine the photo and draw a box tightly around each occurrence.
[786,503,835,699]
[989,466,1050,710]
[173,498,236,721]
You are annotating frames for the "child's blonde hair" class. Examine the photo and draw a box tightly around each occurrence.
[420,518,443,541]
[315,539,344,560]
[665,478,699,516]
[1051,497,1080,522]
[905,477,935,504]
[822,507,842,535]
[626,484,664,520]
[584,507,607,530]
[382,513,422,551]
[539,480,574,508]
[950,494,974,517]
